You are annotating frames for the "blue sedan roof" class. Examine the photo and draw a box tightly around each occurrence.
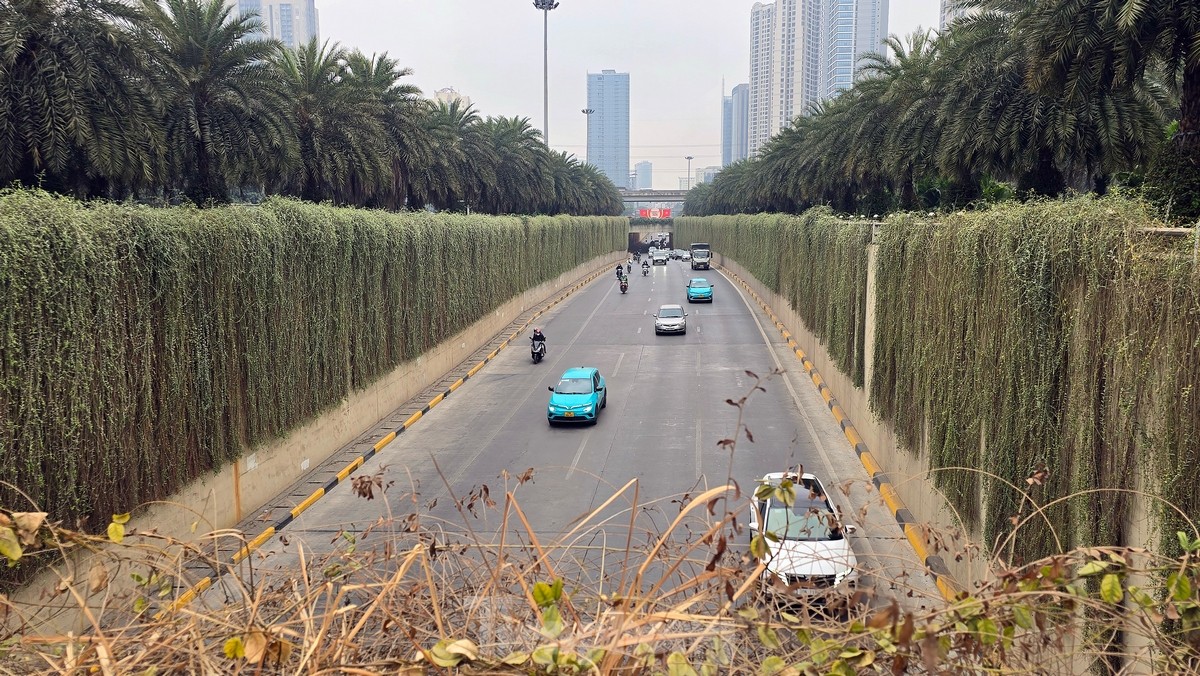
[560,367,597,379]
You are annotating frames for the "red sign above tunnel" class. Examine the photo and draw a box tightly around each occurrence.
[638,208,672,219]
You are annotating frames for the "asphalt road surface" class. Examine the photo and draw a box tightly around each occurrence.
[197,258,944,614]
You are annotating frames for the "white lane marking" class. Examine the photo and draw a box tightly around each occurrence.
[614,352,625,375]
[637,327,642,334]
[565,430,592,479]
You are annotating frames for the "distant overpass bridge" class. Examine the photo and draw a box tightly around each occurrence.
[621,189,688,204]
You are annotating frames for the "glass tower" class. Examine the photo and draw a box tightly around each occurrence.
[586,70,630,189]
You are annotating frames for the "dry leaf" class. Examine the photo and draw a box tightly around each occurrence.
[88,562,109,593]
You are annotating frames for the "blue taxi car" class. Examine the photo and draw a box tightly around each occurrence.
[547,367,607,425]
[686,278,713,302]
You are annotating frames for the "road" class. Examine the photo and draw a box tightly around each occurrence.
[197,257,943,615]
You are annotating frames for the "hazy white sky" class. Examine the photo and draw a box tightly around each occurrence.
[316,0,941,189]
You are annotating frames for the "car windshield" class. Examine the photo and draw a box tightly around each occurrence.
[763,501,843,541]
[689,280,710,288]
[554,378,593,394]
[659,307,684,318]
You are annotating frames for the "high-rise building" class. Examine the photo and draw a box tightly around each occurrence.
[721,94,733,167]
[747,0,887,155]
[731,84,750,162]
[824,0,888,98]
[229,0,318,48]
[697,166,722,185]
[634,162,653,190]
[586,70,631,189]
[939,0,972,29]
[434,87,472,107]
[748,2,775,157]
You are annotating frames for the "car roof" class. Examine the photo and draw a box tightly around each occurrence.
[658,304,684,311]
[560,367,597,379]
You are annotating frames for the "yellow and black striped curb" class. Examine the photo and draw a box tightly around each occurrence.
[160,257,621,617]
[720,264,962,602]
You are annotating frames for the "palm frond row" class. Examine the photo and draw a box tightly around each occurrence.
[686,0,1196,219]
[0,0,623,216]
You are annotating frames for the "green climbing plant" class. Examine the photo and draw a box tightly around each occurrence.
[0,189,625,538]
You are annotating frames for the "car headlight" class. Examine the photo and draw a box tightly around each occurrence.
[581,404,593,412]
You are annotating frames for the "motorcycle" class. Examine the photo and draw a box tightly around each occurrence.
[619,278,629,294]
[531,338,546,364]
[641,265,650,277]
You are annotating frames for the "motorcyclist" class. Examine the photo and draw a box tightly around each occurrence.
[615,263,624,279]
[626,261,632,274]
[531,328,546,348]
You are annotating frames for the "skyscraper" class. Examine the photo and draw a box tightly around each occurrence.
[825,0,888,98]
[634,161,653,190]
[731,84,750,163]
[229,0,319,49]
[722,94,733,167]
[940,0,972,28]
[747,0,887,155]
[434,88,472,107]
[586,70,630,189]
[748,3,775,157]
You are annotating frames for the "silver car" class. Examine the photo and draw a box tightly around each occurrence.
[749,471,859,603]
[653,304,687,334]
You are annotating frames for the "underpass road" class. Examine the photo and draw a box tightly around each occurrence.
[205,258,943,612]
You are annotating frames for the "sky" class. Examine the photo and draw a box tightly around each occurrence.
[315,0,942,190]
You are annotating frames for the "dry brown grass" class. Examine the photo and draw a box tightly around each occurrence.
[2,463,1199,675]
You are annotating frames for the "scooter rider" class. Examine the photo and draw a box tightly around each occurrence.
[615,263,624,279]
[531,327,547,349]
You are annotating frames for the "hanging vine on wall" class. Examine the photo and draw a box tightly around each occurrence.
[678,199,1200,563]
[0,190,625,535]
[675,210,870,386]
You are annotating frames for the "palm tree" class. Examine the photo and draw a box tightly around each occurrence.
[942,5,1168,196]
[142,0,293,204]
[344,50,431,209]
[418,100,496,212]
[1001,0,1197,211]
[273,38,392,205]
[478,116,551,214]
[856,31,944,209]
[0,0,162,197]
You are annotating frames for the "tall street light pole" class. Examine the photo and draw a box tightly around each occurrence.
[685,155,694,190]
[581,108,594,162]
[534,0,560,145]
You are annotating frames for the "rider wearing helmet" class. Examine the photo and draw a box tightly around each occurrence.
[531,328,546,344]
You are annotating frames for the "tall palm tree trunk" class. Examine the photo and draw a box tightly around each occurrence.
[1177,61,1200,156]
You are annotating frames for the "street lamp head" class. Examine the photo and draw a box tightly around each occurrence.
[684,155,694,161]
[533,0,559,8]
[581,108,594,114]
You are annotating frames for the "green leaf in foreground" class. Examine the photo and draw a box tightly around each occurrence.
[0,527,22,563]
[1100,573,1123,604]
